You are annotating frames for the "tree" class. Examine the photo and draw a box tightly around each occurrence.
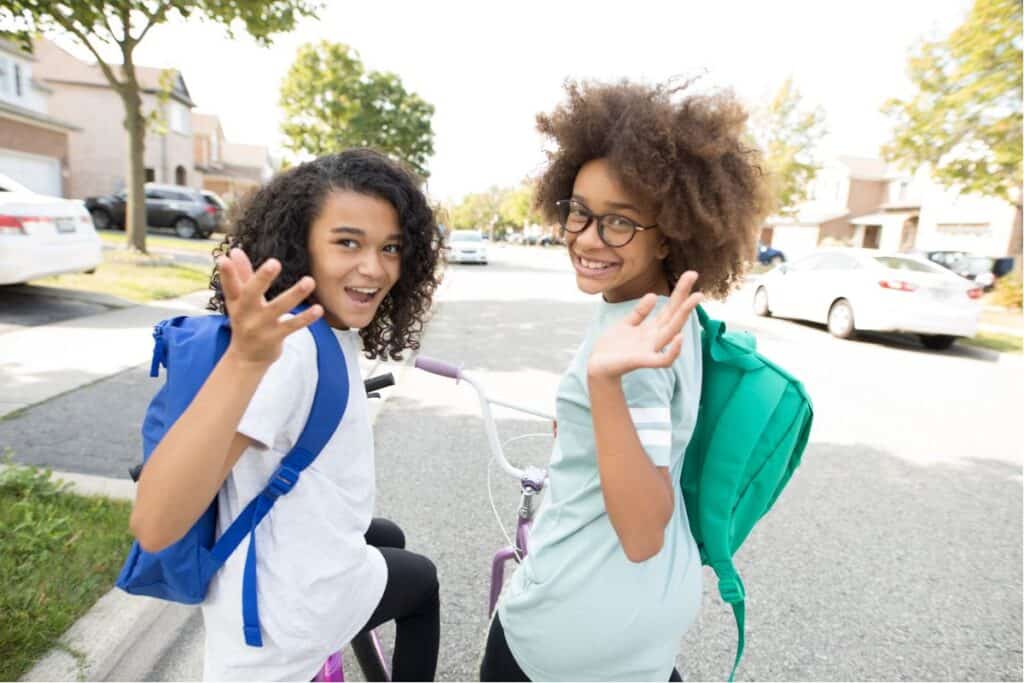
[450,188,502,233]
[748,77,828,216]
[500,181,542,230]
[280,41,435,179]
[882,0,1022,259]
[1,1,319,252]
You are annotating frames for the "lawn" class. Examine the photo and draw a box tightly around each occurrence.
[0,460,133,681]
[96,228,225,255]
[33,248,210,303]
[961,331,1024,354]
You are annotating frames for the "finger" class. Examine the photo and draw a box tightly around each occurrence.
[643,334,683,368]
[656,271,698,325]
[230,248,254,284]
[278,304,324,335]
[267,276,316,317]
[247,258,281,298]
[218,257,243,304]
[626,293,659,326]
[656,291,703,349]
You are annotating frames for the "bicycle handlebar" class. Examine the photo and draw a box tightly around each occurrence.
[413,355,553,481]
[413,356,461,380]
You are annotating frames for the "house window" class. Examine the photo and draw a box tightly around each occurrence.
[937,222,990,237]
[168,102,191,135]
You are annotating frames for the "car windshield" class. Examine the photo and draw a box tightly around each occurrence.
[873,256,948,274]
[451,231,482,242]
[964,256,995,274]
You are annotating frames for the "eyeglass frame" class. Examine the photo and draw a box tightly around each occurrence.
[554,198,658,248]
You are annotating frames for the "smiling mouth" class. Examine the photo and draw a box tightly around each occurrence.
[572,252,620,277]
[345,286,381,305]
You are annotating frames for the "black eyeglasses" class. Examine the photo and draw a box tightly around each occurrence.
[554,199,657,248]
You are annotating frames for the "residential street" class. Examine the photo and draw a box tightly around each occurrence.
[1,244,1020,681]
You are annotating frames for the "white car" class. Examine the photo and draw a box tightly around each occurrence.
[446,229,488,264]
[0,173,102,285]
[752,248,983,350]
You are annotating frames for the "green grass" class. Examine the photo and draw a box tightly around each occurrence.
[0,459,133,681]
[32,249,210,302]
[96,229,224,255]
[961,332,1024,354]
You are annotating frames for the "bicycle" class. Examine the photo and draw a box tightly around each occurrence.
[314,356,553,681]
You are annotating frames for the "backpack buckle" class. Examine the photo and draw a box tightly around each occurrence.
[266,465,300,498]
[718,576,745,604]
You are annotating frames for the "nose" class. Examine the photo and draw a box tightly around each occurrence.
[358,250,387,280]
[573,218,605,251]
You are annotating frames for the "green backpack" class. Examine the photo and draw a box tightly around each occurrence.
[681,305,814,681]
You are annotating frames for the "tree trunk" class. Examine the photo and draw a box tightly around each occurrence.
[123,87,148,254]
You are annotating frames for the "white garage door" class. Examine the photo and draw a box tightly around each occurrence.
[0,148,62,196]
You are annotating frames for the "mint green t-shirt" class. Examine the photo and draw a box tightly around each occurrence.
[498,296,704,682]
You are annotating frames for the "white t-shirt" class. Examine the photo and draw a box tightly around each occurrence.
[201,328,387,681]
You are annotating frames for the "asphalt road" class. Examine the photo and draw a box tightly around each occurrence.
[1,244,1020,681]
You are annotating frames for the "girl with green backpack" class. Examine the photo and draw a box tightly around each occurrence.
[480,79,779,682]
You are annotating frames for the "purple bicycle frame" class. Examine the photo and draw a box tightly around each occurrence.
[489,513,533,614]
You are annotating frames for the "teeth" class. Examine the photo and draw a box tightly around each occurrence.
[349,287,379,295]
[579,256,614,270]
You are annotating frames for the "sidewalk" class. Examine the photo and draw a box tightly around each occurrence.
[6,284,408,681]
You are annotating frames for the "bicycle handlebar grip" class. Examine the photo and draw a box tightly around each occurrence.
[363,373,395,394]
[414,355,461,380]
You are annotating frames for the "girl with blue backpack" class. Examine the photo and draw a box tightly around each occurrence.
[128,149,444,681]
[479,80,774,681]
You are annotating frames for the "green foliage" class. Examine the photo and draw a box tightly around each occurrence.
[882,0,1022,203]
[0,455,133,680]
[280,41,436,179]
[450,182,541,233]
[748,77,827,215]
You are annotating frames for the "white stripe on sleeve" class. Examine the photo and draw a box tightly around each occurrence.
[630,407,671,425]
[637,429,671,447]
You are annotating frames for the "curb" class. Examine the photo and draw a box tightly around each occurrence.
[15,353,405,681]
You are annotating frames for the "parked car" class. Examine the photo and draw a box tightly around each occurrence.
[752,248,983,350]
[0,173,102,285]
[757,242,786,265]
[539,234,565,247]
[918,250,1015,291]
[445,229,488,264]
[85,183,223,239]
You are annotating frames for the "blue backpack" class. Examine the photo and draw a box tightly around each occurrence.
[116,310,349,647]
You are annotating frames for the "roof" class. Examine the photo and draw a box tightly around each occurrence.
[849,210,918,226]
[0,99,79,132]
[30,38,195,107]
[223,142,270,168]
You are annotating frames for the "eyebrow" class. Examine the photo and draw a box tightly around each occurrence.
[331,226,403,240]
[571,194,643,214]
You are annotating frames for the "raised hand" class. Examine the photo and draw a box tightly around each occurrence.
[587,271,702,379]
[217,248,322,366]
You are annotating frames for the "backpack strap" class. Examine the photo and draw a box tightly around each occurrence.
[700,358,788,681]
[204,311,349,646]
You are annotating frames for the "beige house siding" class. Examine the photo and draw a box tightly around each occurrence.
[32,38,197,199]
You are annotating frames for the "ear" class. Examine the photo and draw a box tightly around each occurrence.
[656,236,671,260]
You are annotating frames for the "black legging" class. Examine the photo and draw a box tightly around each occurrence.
[480,612,683,681]
[357,518,440,681]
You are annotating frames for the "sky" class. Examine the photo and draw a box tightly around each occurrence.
[68,0,973,204]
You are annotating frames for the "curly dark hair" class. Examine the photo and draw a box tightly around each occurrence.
[208,149,443,360]
[534,79,773,299]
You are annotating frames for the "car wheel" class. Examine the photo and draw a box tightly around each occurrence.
[827,299,856,339]
[174,217,199,239]
[920,334,956,351]
[90,208,112,230]
[753,286,771,316]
